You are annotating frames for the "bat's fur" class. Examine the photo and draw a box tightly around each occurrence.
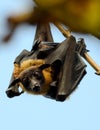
[5,22,87,101]
[13,59,45,78]
[13,59,55,95]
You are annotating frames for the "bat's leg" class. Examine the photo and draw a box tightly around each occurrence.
[31,22,54,52]
[34,22,54,42]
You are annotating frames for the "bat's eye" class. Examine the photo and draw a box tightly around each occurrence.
[33,71,42,80]
[22,77,30,86]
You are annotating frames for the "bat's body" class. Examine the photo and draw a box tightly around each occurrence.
[6,23,87,101]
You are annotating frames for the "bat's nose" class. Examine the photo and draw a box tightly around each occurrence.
[32,83,41,92]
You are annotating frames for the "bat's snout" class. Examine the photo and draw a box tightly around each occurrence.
[31,83,41,92]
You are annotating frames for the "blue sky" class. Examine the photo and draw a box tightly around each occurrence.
[0,1,100,130]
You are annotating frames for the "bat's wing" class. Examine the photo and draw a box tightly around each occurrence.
[6,49,30,97]
[45,36,87,101]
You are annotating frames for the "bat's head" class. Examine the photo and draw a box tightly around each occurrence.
[19,65,46,93]
[6,64,51,97]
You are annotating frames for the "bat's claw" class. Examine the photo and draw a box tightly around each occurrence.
[6,87,24,98]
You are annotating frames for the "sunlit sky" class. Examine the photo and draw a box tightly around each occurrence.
[0,1,100,130]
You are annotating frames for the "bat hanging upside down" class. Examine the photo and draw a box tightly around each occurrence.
[6,23,87,102]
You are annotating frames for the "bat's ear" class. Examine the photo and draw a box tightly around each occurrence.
[6,78,23,98]
[39,64,50,70]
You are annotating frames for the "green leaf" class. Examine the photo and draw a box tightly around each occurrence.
[34,0,100,38]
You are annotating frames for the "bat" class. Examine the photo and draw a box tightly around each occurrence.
[6,23,87,102]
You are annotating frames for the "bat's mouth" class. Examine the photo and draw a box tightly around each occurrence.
[31,85,41,92]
